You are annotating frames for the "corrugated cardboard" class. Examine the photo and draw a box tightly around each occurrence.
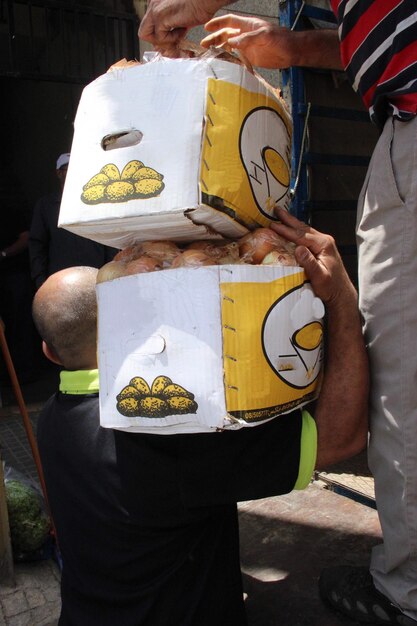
[59,56,292,249]
[97,264,324,433]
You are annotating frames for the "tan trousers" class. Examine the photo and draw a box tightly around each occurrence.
[357,115,417,620]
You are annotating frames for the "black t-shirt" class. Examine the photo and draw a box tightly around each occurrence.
[29,191,117,288]
[37,393,301,625]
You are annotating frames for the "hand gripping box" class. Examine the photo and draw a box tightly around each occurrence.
[97,265,324,434]
[59,56,292,249]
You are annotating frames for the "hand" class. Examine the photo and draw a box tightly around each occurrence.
[138,0,226,46]
[271,208,357,308]
[201,14,296,69]
[201,14,343,70]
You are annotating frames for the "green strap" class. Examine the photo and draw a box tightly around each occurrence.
[59,369,99,395]
[293,409,317,490]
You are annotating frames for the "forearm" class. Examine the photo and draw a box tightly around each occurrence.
[202,17,343,70]
[2,231,29,257]
[314,288,369,469]
[285,28,342,70]
[270,208,368,468]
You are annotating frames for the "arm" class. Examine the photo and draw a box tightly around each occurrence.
[201,15,342,70]
[1,230,29,258]
[138,0,229,46]
[271,209,368,469]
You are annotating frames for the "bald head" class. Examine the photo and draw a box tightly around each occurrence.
[33,266,99,370]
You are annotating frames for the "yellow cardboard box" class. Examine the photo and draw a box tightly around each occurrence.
[97,264,324,433]
[59,57,292,249]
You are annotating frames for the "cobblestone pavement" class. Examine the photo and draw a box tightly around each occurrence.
[0,559,61,626]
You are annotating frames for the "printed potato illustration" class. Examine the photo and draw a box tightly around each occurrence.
[116,375,197,419]
[81,160,165,204]
[138,397,169,417]
[83,172,110,190]
[116,384,141,401]
[151,375,173,396]
[129,376,151,396]
[117,396,141,417]
[131,167,163,181]
[161,383,194,400]
[81,184,106,204]
[134,179,165,198]
[100,163,120,180]
[105,181,135,202]
[121,160,144,180]
[166,396,198,415]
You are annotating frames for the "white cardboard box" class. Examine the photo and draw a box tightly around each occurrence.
[97,264,324,434]
[59,56,292,249]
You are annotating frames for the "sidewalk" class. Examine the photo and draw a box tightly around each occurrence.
[0,482,380,626]
[240,483,380,626]
[0,560,60,626]
[0,369,380,626]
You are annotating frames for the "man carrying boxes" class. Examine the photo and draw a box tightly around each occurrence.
[34,50,367,623]
[32,209,367,625]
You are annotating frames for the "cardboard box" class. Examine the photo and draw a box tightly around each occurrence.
[97,264,324,433]
[59,57,292,249]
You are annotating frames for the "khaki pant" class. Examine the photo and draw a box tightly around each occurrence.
[357,115,417,619]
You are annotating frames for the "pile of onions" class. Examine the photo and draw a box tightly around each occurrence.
[238,228,296,265]
[97,228,297,283]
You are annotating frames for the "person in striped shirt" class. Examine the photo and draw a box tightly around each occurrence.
[139,1,417,624]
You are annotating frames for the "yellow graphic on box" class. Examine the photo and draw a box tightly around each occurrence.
[116,375,197,418]
[221,271,323,422]
[200,79,292,226]
[293,322,323,351]
[81,160,165,205]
